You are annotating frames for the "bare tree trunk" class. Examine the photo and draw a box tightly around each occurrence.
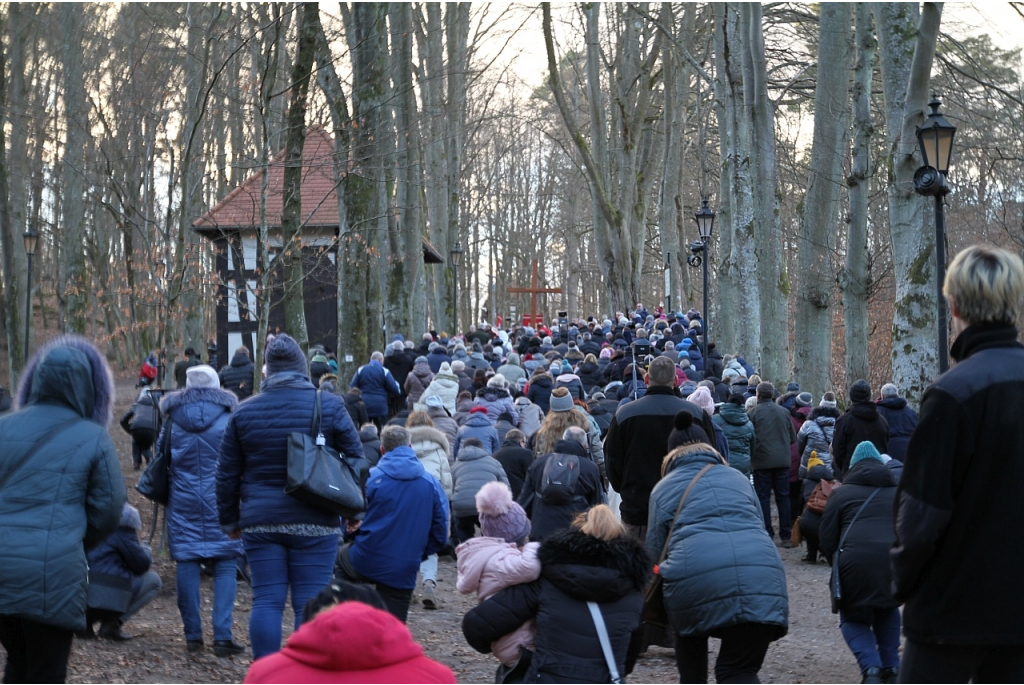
[445,3,470,331]
[658,3,683,316]
[59,3,89,334]
[280,2,317,352]
[844,3,875,387]
[793,3,852,399]
[875,2,943,402]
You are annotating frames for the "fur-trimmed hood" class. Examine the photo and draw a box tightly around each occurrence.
[476,386,511,402]
[808,405,841,422]
[408,425,450,453]
[538,528,652,601]
[16,335,115,426]
[662,442,726,478]
[160,386,238,433]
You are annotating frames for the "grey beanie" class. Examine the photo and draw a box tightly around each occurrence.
[265,334,308,376]
[795,392,813,407]
[549,391,575,413]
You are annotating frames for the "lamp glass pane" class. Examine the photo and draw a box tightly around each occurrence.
[936,129,954,173]
[921,128,937,169]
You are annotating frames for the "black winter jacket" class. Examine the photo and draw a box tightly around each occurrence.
[875,396,918,463]
[492,441,534,499]
[892,323,1024,645]
[576,362,603,394]
[819,459,898,619]
[518,440,603,541]
[218,350,255,400]
[345,392,370,427]
[463,528,651,683]
[605,386,717,526]
[526,374,554,414]
[831,403,888,480]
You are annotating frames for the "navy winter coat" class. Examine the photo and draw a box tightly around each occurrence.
[86,504,152,584]
[218,373,364,532]
[526,373,554,414]
[426,348,451,374]
[648,445,789,638]
[349,360,401,419]
[875,396,918,463]
[453,413,501,458]
[0,337,125,631]
[219,349,255,400]
[160,386,244,562]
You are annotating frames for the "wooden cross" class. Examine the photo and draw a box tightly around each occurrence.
[507,260,562,326]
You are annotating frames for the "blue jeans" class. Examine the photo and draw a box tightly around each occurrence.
[243,531,338,659]
[753,467,791,540]
[176,559,238,642]
[839,607,901,673]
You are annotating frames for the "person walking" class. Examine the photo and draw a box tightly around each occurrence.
[350,351,402,428]
[161,365,245,656]
[492,429,534,500]
[820,442,900,684]
[405,412,454,609]
[173,347,202,389]
[451,439,510,543]
[217,334,364,659]
[649,412,789,683]
[874,384,918,463]
[748,382,798,546]
[713,393,756,477]
[218,345,255,400]
[831,380,888,480]
[893,245,1024,682]
[334,426,449,623]
[0,336,125,683]
[119,386,161,470]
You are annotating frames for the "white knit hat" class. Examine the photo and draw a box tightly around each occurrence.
[186,364,220,389]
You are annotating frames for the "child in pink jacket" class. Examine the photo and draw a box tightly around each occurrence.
[456,481,540,669]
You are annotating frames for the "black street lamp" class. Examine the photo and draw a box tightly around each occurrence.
[691,198,716,361]
[914,95,957,374]
[450,241,463,335]
[22,224,38,362]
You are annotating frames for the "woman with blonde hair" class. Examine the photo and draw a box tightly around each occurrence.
[530,388,590,456]
[405,410,453,609]
[463,504,651,683]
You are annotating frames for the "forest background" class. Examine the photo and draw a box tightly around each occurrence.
[0,2,1022,404]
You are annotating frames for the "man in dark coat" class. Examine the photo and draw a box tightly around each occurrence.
[874,383,918,463]
[120,387,161,470]
[173,347,202,389]
[831,379,888,480]
[350,351,402,428]
[892,245,1024,682]
[517,429,603,541]
[218,345,255,400]
[0,336,125,683]
[491,429,533,499]
[748,382,797,546]
[605,356,717,540]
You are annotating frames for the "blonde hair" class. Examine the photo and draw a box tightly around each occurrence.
[574,504,625,540]
[405,411,434,428]
[583,353,598,364]
[944,244,1024,326]
[533,406,590,455]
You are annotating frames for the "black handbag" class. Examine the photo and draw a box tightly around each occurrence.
[830,488,881,614]
[284,389,369,519]
[136,418,172,505]
[86,570,133,613]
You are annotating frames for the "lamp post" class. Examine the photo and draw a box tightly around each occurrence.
[450,241,463,335]
[664,252,672,315]
[913,95,957,374]
[693,198,716,361]
[22,224,38,362]
[154,259,167,388]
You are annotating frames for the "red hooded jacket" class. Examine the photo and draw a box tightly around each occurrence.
[244,602,456,684]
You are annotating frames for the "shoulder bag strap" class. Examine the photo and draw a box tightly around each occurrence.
[161,416,174,460]
[587,601,622,685]
[312,389,325,444]
[837,487,881,553]
[0,422,78,493]
[657,462,715,564]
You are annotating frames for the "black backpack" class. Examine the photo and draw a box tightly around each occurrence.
[130,396,160,434]
[540,453,581,505]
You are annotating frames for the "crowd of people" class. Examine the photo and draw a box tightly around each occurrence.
[1,244,1023,684]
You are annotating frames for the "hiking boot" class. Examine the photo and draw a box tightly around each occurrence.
[98,621,132,642]
[879,667,899,684]
[862,667,884,684]
[186,640,204,653]
[74,623,96,640]
[422,580,438,609]
[801,554,817,564]
[213,640,245,657]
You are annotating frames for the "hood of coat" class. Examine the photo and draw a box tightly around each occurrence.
[463,413,493,429]
[17,335,115,426]
[843,456,897,488]
[718,401,750,426]
[538,528,652,601]
[230,350,253,368]
[849,402,880,420]
[456,445,492,462]
[120,503,142,531]
[807,406,841,422]
[375,445,426,480]
[577,361,598,375]
[408,426,449,453]
[411,363,433,381]
[555,373,581,384]
[426,405,453,420]
[877,396,907,411]
[587,402,609,417]
[661,442,726,478]
[476,387,511,402]
[530,373,553,388]
[160,386,237,432]
[280,601,432,673]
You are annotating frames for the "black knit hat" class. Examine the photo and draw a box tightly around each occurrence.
[849,379,872,404]
[667,411,709,450]
[265,334,307,376]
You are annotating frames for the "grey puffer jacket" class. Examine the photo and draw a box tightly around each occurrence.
[514,400,544,439]
[453,413,501,458]
[450,446,510,518]
[473,387,518,426]
[648,443,789,638]
[1,336,126,631]
[797,407,840,476]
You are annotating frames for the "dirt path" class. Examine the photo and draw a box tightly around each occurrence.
[8,381,873,683]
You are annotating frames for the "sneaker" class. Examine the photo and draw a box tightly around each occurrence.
[213,640,245,657]
[422,580,438,609]
[98,621,132,642]
[186,640,204,653]
[861,667,883,684]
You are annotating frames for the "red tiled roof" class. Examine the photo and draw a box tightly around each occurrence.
[193,125,340,231]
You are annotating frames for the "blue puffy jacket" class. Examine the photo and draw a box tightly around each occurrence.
[86,504,152,583]
[161,387,244,562]
[648,445,789,638]
[349,446,449,589]
[350,360,401,419]
[453,413,501,458]
[217,373,364,532]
